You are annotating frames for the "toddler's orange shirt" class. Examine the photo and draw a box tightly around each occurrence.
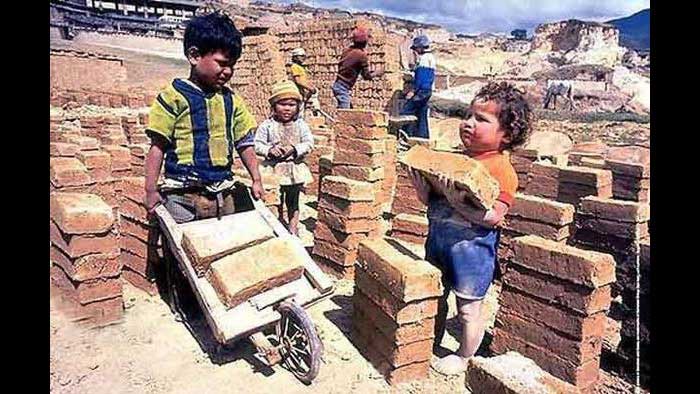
[472,150,518,207]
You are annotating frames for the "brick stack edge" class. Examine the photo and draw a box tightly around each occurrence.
[491,235,615,392]
[352,238,443,385]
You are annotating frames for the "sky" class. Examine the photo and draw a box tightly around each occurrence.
[267,0,650,34]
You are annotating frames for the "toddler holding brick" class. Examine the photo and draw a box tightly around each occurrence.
[254,80,314,236]
[410,82,532,375]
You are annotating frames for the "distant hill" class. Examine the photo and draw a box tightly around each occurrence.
[607,8,649,51]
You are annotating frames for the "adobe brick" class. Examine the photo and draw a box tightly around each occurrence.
[523,175,558,199]
[390,195,426,216]
[466,352,579,394]
[50,221,119,258]
[392,214,428,236]
[68,135,101,150]
[575,215,648,240]
[50,158,93,188]
[120,216,158,243]
[320,176,375,201]
[50,245,122,282]
[87,167,112,183]
[336,109,388,127]
[332,164,385,182]
[314,255,355,280]
[119,195,149,224]
[335,135,386,154]
[76,150,111,170]
[496,307,602,365]
[50,264,122,304]
[400,145,500,209]
[559,166,612,187]
[503,265,611,315]
[578,196,649,223]
[318,193,383,218]
[80,296,124,328]
[121,267,159,296]
[354,273,438,325]
[490,328,600,389]
[508,193,574,226]
[50,142,79,157]
[502,217,570,241]
[357,238,442,302]
[101,145,131,171]
[511,235,616,288]
[500,289,607,340]
[317,209,380,233]
[333,148,385,168]
[390,230,426,245]
[313,220,372,250]
[604,159,649,178]
[50,192,114,234]
[119,233,158,260]
[312,239,357,266]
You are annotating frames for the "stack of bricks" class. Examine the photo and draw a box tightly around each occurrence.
[381,134,398,208]
[230,33,288,123]
[604,146,650,203]
[50,193,124,328]
[389,162,428,246]
[129,144,149,177]
[499,193,575,268]
[572,196,650,379]
[121,114,150,145]
[525,162,613,205]
[492,235,615,392]
[510,148,538,192]
[568,142,609,168]
[50,87,153,109]
[118,177,161,296]
[312,175,381,279]
[331,110,388,204]
[352,238,443,385]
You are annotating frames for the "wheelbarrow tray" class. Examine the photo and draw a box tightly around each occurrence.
[153,200,334,344]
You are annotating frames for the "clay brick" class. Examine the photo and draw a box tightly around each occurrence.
[313,220,372,250]
[524,175,559,198]
[605,159,649,178]
[500,289,607,340]
[76,150,111,170]
[50,142,79,157]
[50,221,119,258]
[314,255,355,280]
[181,211,275,276]
[119,233,158,260]
[496,308,602,365]
[336,109,388,127]
[490,328,600,389]
[207,238,306,309]
[355,272,438,325]
[392,214,428,236]
[50,158,93,188]
[312,239,357,266]
[335,135,386,154]
[101,145,132,171]
[122,267,159,296]
[357,238,442,302]
[390,230,426,245]
[317,209,380,233]
[333,148,385,168]
[575,215,648,240]
[68,135,101,150]
[318,194,382,218]
[559,166,612,187]
[502,217,570,241]
[81,296,124,328]
[466,352,579,394]
[391,195,427,216]
[353,289,434,345]
[529,162,561,178]
[511,236,616,288]
[120,196,149,224]
[503,265,611,315]
[50,245,122,282]
[50,264,122,304]
[578,197,650,223]
[320,176,375,201]
[508,193,574,226]
[120,216,158,243]
[50,193,114,234]
[400,145,500,209]
[334,123,388,140]
[332,165,385,182]
[353,308,433,367]
[611,173,649,190]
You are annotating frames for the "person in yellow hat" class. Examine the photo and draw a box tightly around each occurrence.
[288,47,318,117]
[254,80,315,236]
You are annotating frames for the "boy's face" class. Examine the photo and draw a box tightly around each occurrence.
[188,48,235,91]
[460,99,509,154]
[273,98,299,123]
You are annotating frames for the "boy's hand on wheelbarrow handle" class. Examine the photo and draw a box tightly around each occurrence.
[145,190,163,213]
[251,179,265,200]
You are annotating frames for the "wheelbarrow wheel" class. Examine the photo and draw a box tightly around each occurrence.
[276,300,322,385]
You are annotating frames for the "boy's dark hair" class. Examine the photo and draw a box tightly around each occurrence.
[473,82,533,150]
[184,12,242,61]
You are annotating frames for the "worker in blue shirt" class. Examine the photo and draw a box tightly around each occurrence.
[400,35,435,139]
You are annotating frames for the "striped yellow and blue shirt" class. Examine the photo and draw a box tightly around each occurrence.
[146,78,257,184]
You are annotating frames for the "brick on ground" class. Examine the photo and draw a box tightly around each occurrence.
[50,264,122,305]
[181,211,275,277]
[207,238,306,309]
[121,267,159,296]
[50,192,114,234]
[400,145,500,209]
[466,351,579,394]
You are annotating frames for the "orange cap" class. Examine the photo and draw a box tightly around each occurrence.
[351,27,369,43]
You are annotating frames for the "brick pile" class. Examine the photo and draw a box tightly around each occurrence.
[312,175,381,279]
[50,193,124,328]
[525,162,613,205]
[572,196,650,377]
[388,161,427,246]
[352,238,443,385]
[50,87,153,109]
[604,146,650,202]
[492,235,615,392]
[568,141,609,168]
[498,193,575,271]
[510,148,538,192]
[466,352,579,394]
[304,132,334,197]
